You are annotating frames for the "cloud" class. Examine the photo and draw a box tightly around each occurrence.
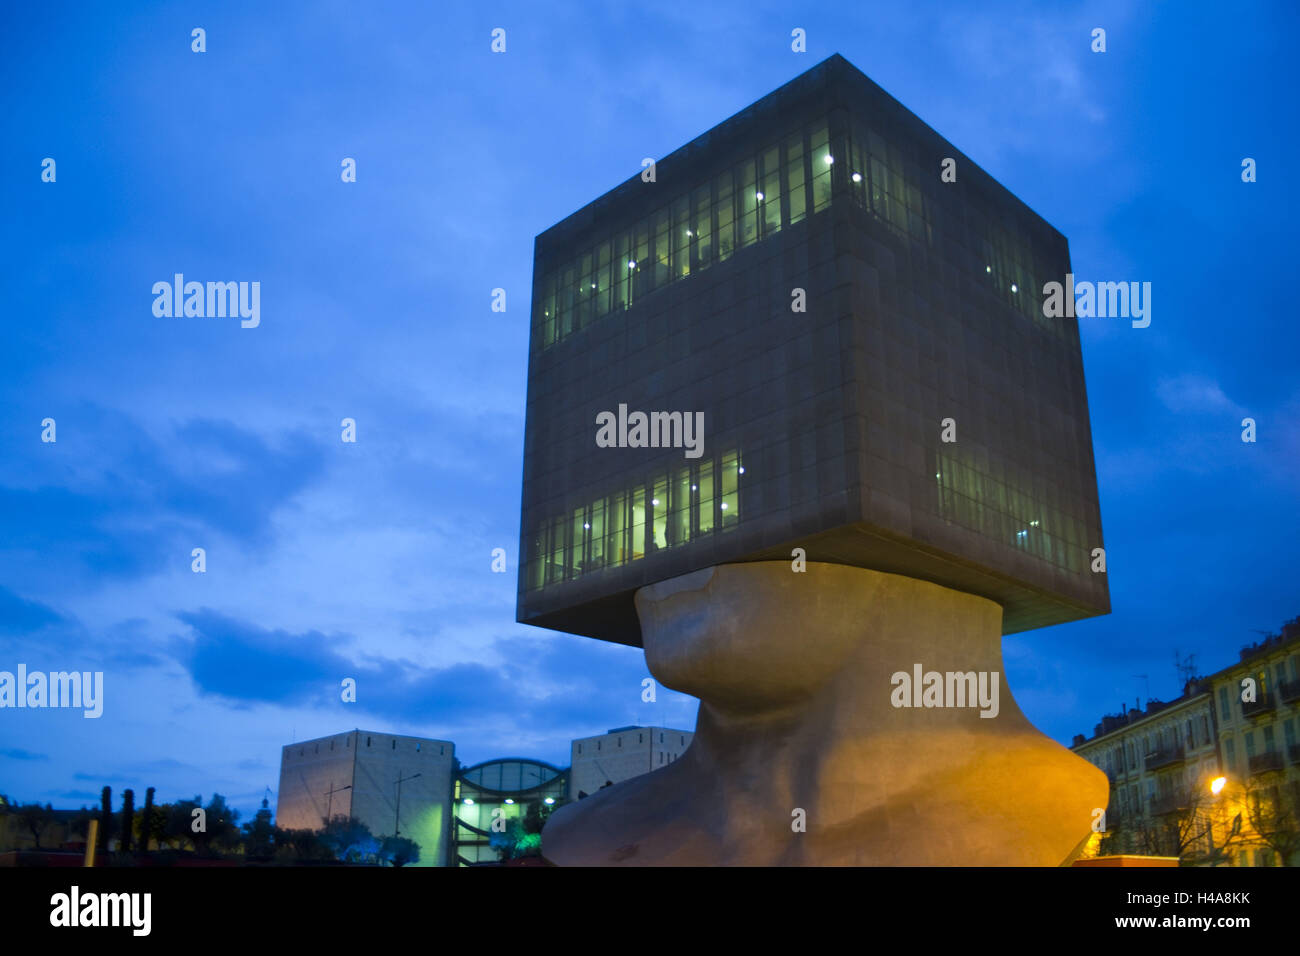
[1155,374,1244,416]
[0,748,49,761]
[0,587,62,636]
[0,404,328,588]
[171,608,657,732]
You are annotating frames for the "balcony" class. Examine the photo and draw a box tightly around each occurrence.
[1241,693,1275,720]
[1149,792,1188,816]
[1279,679,1300,706]
[1143,746,1185,772]
[1249,750,1285,775]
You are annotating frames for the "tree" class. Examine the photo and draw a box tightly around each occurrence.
[17,803,54,850]
[379,835,420,867]
[68,806,96,844]
[140,787,156,852]
[1239,778,1300,866]
[119,789,135,853]
[200,794,241,855]
[98,786,113,855]
[277,827,331,862]
[241,797,275,859]
[319,816,377,863]
[164,797,201,850]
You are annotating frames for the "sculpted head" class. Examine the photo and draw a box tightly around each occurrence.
[635,562,882,714]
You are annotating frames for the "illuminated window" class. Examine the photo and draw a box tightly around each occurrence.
[715,168,736,262]
[810,120,832,211]
[785,133,806,224]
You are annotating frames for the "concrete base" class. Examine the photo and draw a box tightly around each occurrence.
[543,561,1106,865]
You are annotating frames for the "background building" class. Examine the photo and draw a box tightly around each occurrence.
[275,730,455,866]
[568,725,694,800]
[517,52,1108,647]
[1073,617,1300,866]
[452,758,567,866]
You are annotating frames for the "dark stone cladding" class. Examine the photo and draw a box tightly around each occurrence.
[517,53,1109,647]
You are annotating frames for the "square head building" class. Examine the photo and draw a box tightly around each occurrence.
[517,54,1109,647]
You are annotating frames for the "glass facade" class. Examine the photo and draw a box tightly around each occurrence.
[935,450,1086,575]
[452,759,567,866]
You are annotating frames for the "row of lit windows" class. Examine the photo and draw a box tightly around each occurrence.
[536,120,834,349]
[535,113,1062,352]
[934,451,1089,574]
[525,451,743,591]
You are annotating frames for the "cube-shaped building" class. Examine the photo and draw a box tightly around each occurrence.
[517,53,1108,647]
[276,730,455,866]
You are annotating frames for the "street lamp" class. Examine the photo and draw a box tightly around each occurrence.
[394,771,421,836]
[324,781,352,827]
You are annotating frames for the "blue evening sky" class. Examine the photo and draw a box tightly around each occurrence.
[2,1,1297,818]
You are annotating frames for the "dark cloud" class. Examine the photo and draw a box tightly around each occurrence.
[0,587,62,636]
[0,748,49,761]
[172,609,652,731]
[0,404,327,587]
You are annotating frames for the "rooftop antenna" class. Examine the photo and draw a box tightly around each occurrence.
[1132,674,1150,705]
[1174,649,1197,687]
